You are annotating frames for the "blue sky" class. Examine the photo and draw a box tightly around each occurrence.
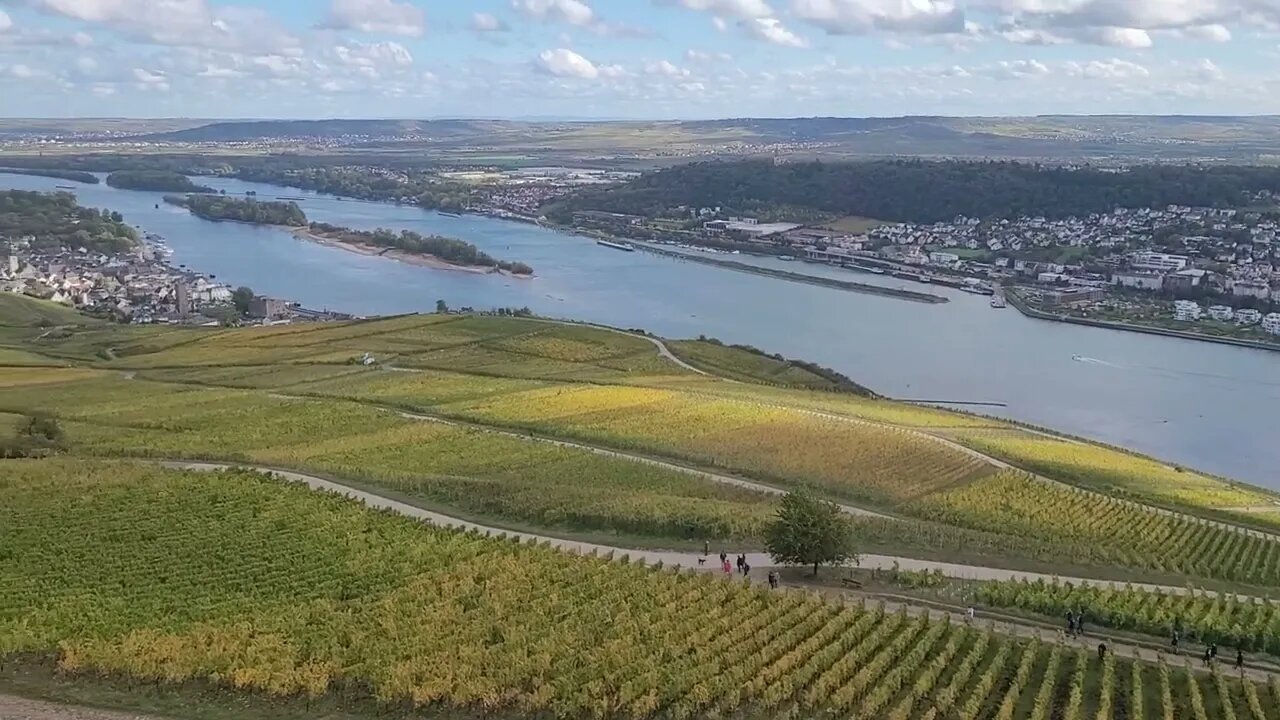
[0,0,1276,118]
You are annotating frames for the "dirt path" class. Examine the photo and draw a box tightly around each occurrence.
[0,694,165,720]
[166,461,1225,598]
[524,317,709,376]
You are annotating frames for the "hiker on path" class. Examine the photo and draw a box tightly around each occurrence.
[741,559,751,576]
[735,554,744,573]
[1065,611,1075,636]
[966,607,976,625]
[1203,647,1213,666]
[1171,630,1180,655]
[1098,643,1107,661]
[719,551,727,565]
[721,558,731,574]
[767,571,779,589]
[1076,612,1086,637]
[1237,649,1245,671]
[704,540,709,557]
[1210,644,1218,663]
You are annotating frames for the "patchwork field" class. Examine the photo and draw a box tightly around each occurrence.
[4,459,1275,720]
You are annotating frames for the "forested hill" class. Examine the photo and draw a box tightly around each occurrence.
[164,194,306,226]
[549,160,1280,223]
[0,190,136,253]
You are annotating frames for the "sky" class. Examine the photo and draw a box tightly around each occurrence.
[0,0,1276,119]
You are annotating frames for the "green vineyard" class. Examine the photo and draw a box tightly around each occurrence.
[2,459,1275,720]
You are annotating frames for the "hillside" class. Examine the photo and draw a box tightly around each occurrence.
[6,296,1280,718]
[549,159,1280,223]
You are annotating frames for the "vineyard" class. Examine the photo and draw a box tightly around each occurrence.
[912,472,1280,587]
[949,428,1278,515]
[971,578,1280,656]
[5,458,1279,720]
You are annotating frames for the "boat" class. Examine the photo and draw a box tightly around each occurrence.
[439,211,462,218]
[990,296,1007,309]
[596,239,635,252]
[779,255,796,261]
[55,185,75,190]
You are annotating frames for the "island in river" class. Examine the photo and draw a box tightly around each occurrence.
[164,194,534,276]
[107,170,216,193]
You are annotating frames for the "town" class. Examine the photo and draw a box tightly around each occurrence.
[0,234,343,326]
[573,200,1280,344]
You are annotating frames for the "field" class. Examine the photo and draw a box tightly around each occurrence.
[666,340,850,390]
[4,458,1277,720]
[912,471,1280,587]
[970,578,1280,657]
[3,304,1280,588]
[948,428,1280,520]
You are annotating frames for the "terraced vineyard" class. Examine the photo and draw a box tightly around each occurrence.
[913,472,1280,586]
[972,578,1280,656]
[4,459,1277,720]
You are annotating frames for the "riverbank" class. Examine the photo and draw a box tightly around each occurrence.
[632,241,949,304]
[291,227,534,278]
[1007,289,1280,353]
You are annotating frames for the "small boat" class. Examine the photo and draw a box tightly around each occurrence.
[1072,354,1083,361]
[779,255,796,261]
[439,211,462,218]
[55,185,75,190]
[596,239,635,252]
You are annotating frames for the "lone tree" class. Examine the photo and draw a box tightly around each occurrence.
[231,286,255,315]
[765,491,857,577]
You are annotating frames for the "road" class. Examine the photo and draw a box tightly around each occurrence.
[165,461,1224,597]
[0,695,164,720]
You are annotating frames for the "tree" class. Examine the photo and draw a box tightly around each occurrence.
[232,287,255,315]
[435,299,449,314]
[765,491,857,576]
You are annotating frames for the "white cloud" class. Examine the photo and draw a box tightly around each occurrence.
[746,17,808,46]
[1196,58,1225,81]
[71,31,93,46]
[791,0,966,35]
[75,56,98,73]
[10,63,34,78]
[471,12,510,32]
[1088,26,1153,49]
[537,47,599,78]
[0,10,11,32]
[711,16,728,30]
[514,0,596,26]
[321,0,426,37]
[686,49,734,62]
[333,41,414,71]
[645,59,690,77]
[30,0,299,52]
[1184,24,1231,42]
[985,59,1051,80]
[90,83,116,97]
[674,0,774,18]
[132,67,166,83]
[1063,58,1150,79]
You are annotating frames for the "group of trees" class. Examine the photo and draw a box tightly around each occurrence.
[308,222,533,275]
[105,170,216,193]
[165,195,307,227]
[0,190,136,253]
[0,167,99,184]
[549,159,1280,224]
[234,167,476,211]
[0,414,64,458]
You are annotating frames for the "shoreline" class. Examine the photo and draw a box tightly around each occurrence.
[1006,289,1280,354]
[287,226,534,279]
[631,240,949,303]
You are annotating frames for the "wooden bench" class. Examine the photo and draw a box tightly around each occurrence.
[840,578,864,589]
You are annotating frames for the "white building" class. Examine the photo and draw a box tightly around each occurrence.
[1236,309,1263,325]
[1233,281,1272,300]
[1114,270,1165,291]
[1133,252,1190,272]
[1174,300,1203,321]
[1207,305,1234,321]
[1263,313,1280,335]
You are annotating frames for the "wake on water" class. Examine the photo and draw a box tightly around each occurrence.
[1072,354,1280,388]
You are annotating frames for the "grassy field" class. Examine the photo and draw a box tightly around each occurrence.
[4,458,1274,720]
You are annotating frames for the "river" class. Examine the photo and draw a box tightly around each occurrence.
[5,172,1279,488]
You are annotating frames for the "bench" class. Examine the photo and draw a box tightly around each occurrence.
[840,578,864,589]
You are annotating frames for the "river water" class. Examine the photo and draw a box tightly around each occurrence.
[5,172,1279,488]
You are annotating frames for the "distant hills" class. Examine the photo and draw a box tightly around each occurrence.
[6,115,1280,161]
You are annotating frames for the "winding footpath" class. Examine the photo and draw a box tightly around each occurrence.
[166,461,1226,598]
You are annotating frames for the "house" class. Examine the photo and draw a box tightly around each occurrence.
[1174,300,1203,321]
[1207,305,1234,321]
[1042,288,1105,308]
[1263,313,1280,335]
[248,296,289,320]
[929,251,960,266]
[1164,268,1209,292]
[1115,270,1165,291]
[1236,309,1263,325]
[1233,281,1272,300]
[1132,251,1190,272]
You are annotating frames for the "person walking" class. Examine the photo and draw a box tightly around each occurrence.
[721,557,732,574]
[1203,646,1213,667]
[742,560,751,577]
[1210,643,1218,663]
[1097,643,1107,661]
[1171,629,1180,655]
[767,571,779,589]
[1065,611,1075,637]
[1236,649,1245,671]
[1077,611,1086,637]
[735,554,744,574]
[704,540,710,557]
[719,551,727,565]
